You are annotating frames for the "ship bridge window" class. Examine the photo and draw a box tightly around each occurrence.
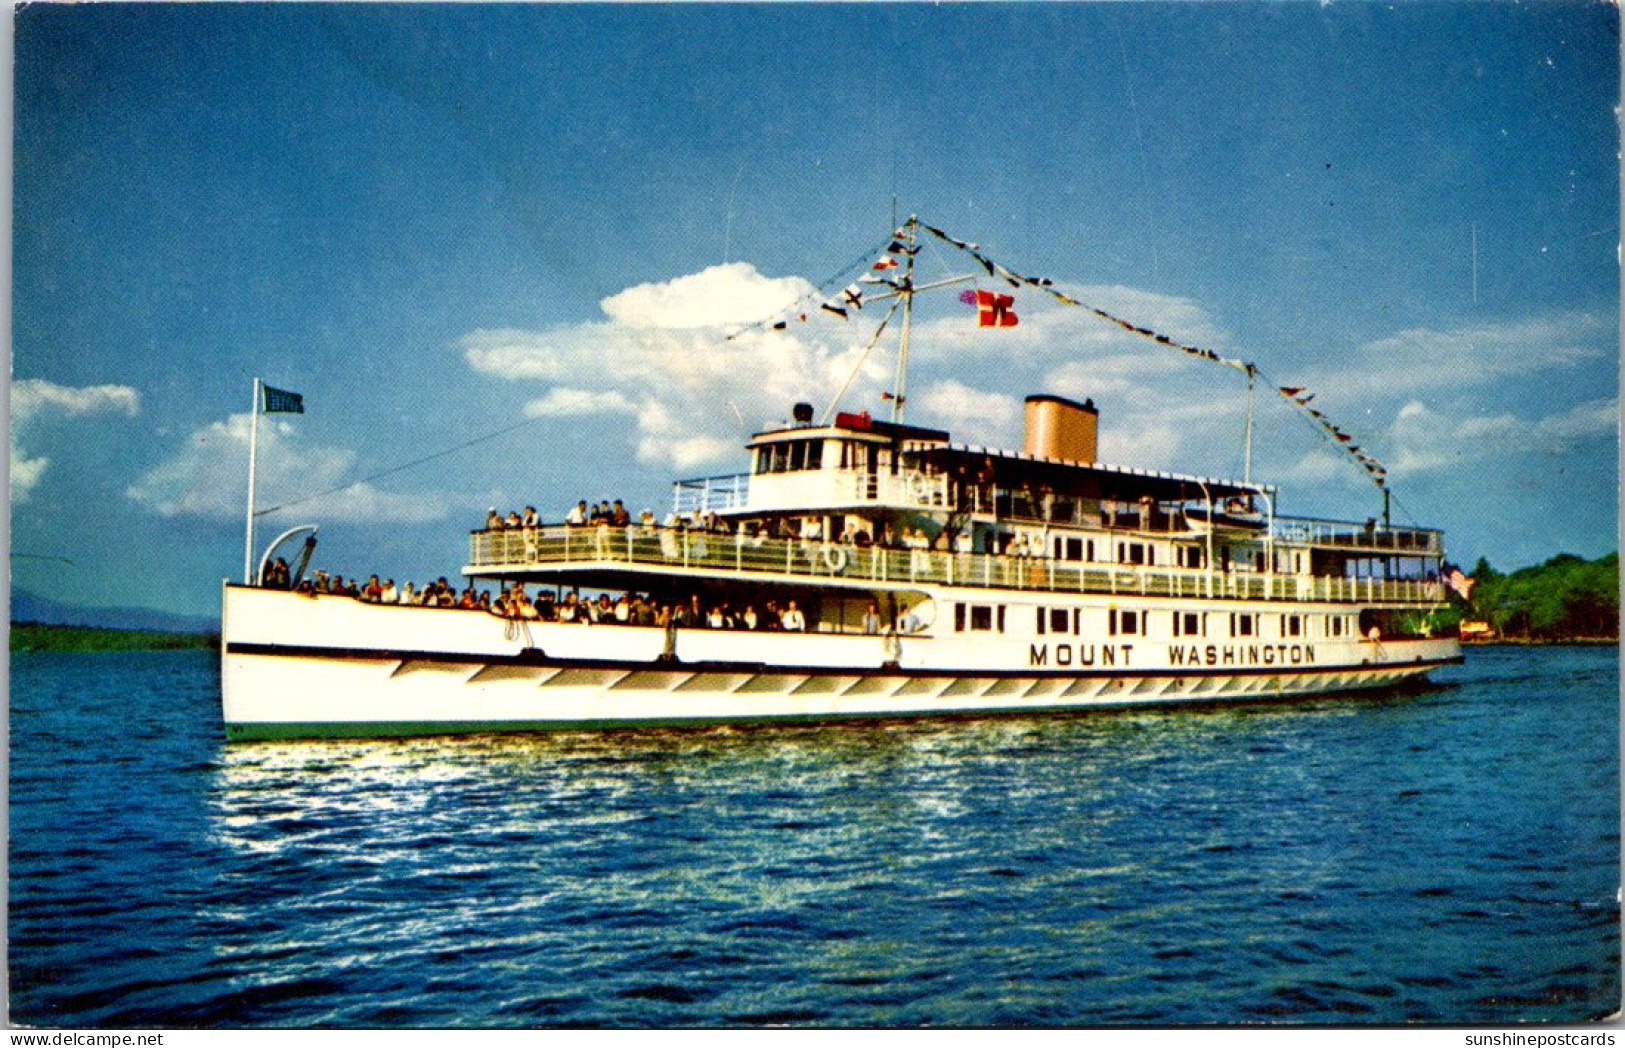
[1176,546,1205,569]
[758,438,825,474]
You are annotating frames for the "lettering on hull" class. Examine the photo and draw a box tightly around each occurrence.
[1167,644,1316,667]
[1028,644,1134,668]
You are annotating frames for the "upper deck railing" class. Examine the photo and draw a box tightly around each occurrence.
[467,525,1444,605]
[668,470,1443,556]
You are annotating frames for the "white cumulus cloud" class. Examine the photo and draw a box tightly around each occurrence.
[599,262,815,330]
[11,378,141,501]
[126,413,447,524]
[911,379,1020,446]
[1386,396,1618,477]
[462,262,892,471]
[524,388,637,417]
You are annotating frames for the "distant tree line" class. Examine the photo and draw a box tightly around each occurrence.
[1455,552,1618,641]
[11,623,219,653]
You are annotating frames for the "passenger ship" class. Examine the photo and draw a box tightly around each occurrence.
[221,221,1461,740]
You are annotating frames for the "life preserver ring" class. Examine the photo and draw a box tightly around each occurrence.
[821,544,848,573]
[907,472,931,503]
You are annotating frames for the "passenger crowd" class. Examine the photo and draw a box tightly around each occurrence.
[483,499,660,531]
[256,557,846,632]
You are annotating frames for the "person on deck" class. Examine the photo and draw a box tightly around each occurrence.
[862,603,881,635]
[782,601,806,631]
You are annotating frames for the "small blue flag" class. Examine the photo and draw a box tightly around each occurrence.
[262,385,304,414]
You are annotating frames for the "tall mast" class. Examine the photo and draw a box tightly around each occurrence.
[891,216,918,423]
[1243,364,1255,486]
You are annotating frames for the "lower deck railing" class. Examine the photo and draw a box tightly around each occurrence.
[468,526,1443,605]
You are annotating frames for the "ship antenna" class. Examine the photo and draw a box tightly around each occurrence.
[1243,363,1256,485]
[891,216,919,424]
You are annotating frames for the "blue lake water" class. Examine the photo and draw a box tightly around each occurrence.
[8,645,1619,1027]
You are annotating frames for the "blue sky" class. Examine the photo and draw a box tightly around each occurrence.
[12,2,1619,617]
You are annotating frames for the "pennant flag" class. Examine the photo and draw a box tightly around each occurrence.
[915,217,1392,489]
[772,321,788,330]
[841,284,865,309]
[262,384,304,414]
[872,256,899,271]
[976,290,1019,328]
[820,303,849,319]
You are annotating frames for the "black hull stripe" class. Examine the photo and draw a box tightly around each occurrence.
[225,641,1461,680]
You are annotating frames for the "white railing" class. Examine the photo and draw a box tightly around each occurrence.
[672,468,951,514]
[671,474,751,516]
[1272,515,1442,554]
[467,525,1445,606]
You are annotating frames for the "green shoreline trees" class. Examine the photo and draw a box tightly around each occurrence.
[1458,552,1619,641]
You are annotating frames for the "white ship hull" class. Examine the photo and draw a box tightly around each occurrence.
[221,585,1460,740]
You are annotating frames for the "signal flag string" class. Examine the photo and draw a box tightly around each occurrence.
[914,219,1390,492]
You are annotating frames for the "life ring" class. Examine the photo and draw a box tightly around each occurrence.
[907,472,931,503]
[821,543,848,573]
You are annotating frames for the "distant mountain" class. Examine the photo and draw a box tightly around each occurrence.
[10,589,217,635]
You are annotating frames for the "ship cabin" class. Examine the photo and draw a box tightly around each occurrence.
[672,394,1440,585]
[465,394,1447,640]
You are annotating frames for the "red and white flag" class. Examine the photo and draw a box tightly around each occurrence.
[976,290,1019,328]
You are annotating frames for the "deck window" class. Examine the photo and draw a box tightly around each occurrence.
[1174,611,1205,638]
[1283,614,1303,638]
[1177,546,1205,569]
[1230,613,1258,638]
[966,604,1002,633]
[1053,536,1086,562]
[1109,608,1145,637]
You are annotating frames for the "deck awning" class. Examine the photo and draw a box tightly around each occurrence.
[902,443,1270,504]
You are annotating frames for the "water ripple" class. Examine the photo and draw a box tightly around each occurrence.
[8,646,1619,1026]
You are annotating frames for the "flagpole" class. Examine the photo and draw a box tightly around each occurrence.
[244,377,260,585]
